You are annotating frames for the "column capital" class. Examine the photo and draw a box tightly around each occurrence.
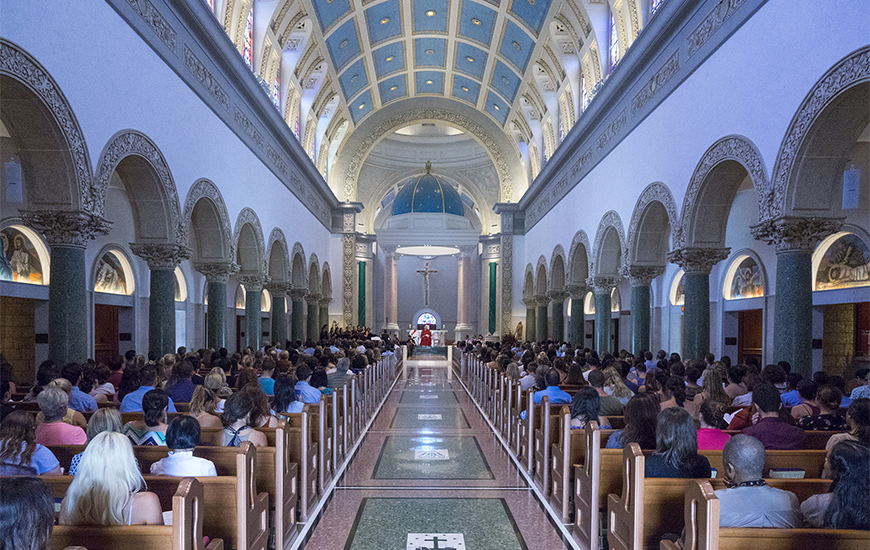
[380,244,398,256]
[264,281,290,297]
[565,283,590,299]
[620,264,665,287]
[237,274,267,291]
[667,247,730,274]
[318,295,331,307]
[547,289,570,302]
[586,275,620,294]
[19,209,112,248]
[522,297,537,308]
[534,293,550,307]
[750,215,844,252]
[194,261,239,283]
[458,245,477,257]
[305,292,321,305]
[289,287,308,302]
[130,242,192,270]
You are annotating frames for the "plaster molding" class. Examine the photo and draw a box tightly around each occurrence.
[626,182,679,264]
[342,233,355,325]
[586,275,620,294]
[182,179,234,262]
[567,230,592,285]
[238,273,268,291]
[619,264,665,287]
[266,227,290,282]
[592,210,627,274]
[232,207,266,271]
[501,234,513,335]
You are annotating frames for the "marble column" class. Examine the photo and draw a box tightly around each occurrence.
[535,294,549,341]
[752,216,843,377]
[621,265,664,355]
[319,297,330,336]
[289,288,307,343]
[589,276,619,354]
[548,290,569,342]
[194,261,239,351]
[21,210,112,365]
[383,246,399,333]
[523,298,537,342]
[566,284,589,347]
[455,248,474,340]
[266,282,289,348]
[131,243,191,357]
[667,247,730,361]
[238,274,266,351]
[307,293,321,342]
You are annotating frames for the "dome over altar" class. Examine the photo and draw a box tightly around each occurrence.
[391,163,464,217]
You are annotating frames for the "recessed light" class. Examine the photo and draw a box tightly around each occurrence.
[386,55,394,61]
[513,41,521,51]
[350,74,358,82]
[425,80,434,84]
[390,85,398,90]
[461,86,469,91]
[471,17,481,25]
[493,103,500,110]
[502,76,509,84]
[340,39,348,49]
[359,103,365,109]
[425,49,435,54]
[466,56,475,62]
[426,10,436,16]
[381,17,390,24]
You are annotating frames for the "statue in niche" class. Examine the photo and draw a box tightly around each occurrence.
[515,321,523,341]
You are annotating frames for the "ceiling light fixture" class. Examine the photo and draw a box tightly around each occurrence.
[340,39,348,49]
[381,17,390,24]
[386,55,394,61]
[471,17,481,25]
[390,85,398,90]
[425,80,434,84]
[425,49,435,54]
[359,103,365,109]
[493,104,500,110]
[466,56,474,62]
[426,10,436,16]
[350,74,358,82]
[461,86,469,91]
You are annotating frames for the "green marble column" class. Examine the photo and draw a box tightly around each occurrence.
[269,284,287,349]
[536,296,549,341]
[773,250,814,377]
[594,291,612,354]
[48,246,88,364]
[307,296,320,343]
[524,299,536,342]
[319,303,329,334]
[240,276,264,350]
[358,260,366,327]
[549,291,568,342]
[488,262,497,335]
[668,247,729,361]
[567,287,587,347]
[195,261,237,352]
[149,268,176,356]
[630,285,651,355]
[290,289,306,343]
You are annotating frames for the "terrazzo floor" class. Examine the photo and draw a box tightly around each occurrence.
[303,364,571,550]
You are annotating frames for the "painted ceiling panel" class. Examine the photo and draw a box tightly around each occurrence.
[378,74,409,103]
[364,0,404,45]
[350,89,375,124]
[415,70,445,95]
[412,0,450,34]
[457,0,497,46]
[498,19,534,72]
[373,42,407,79]
[311,0,354,34]
[325,17,363,71]
[450,74,481,105]
[490,59,520,102]
[339,58,370,100]
[507,0,553,36]
[484,90,510,124]
[414,37,447,68]
[453,42,488,80]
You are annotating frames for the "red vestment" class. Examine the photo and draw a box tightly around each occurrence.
[420,326,432,346]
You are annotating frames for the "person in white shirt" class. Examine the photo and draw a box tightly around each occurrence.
[150,416,217,477]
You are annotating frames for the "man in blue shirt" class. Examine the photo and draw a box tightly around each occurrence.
[258,359,276,395]
[294,364,322,404]
[780,373,804,408]
[62,363,97,413]
[533,369,572,405]
[121,366,177,412]
[164,360,196,403]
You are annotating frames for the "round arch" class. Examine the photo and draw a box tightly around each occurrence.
[266,228,290,283]
[290,242,307,288]
[307,253,320,296]
[567,230,592,286]
[233,208,265,274]
[549,245,567,291]
[592,211,626,276]
[626,182,678,266]
[535,256,548,296]
[182,178,233,263]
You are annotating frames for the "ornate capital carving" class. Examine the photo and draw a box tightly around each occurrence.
[305,292,321,304]
[750,216,844,253]
[522,297,537,308]
[289,287,309,302]
[19,210,112,248]
[130,242,191,270]
[620,265,665,287]
[458,245,477,257]
[667,247,730,274]
[194,261,239,283]
[547,290,570,302]
[534,294,550,307]
[238,274,267,292]
[319,296,332,307]
[566,283,591,299]
[264,281,290,297]
[587,276,620,294]
[380,244,398,256]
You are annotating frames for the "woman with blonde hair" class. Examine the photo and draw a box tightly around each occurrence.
[69,408,123,475]
[35,379,86,430]
[204,367,232,413]
[602,366,634,405]
[188,386,222,428]
[59,432,162,525]
[692,368,731,415]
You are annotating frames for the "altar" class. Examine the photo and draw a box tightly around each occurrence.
[410,329,447,347]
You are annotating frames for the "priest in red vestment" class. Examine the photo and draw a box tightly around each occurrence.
[420,325,432,346]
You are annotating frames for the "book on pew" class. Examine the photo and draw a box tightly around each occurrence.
[768,468,805,479]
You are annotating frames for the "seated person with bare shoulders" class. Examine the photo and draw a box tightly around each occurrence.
[714,434,801,528]
[801,440,870,529]
[220,391,268,447]
[60,432,163,525]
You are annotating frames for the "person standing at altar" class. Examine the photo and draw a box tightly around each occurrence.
[420,325,433,347]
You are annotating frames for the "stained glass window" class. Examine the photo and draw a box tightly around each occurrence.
[416,312,437,326]
[558,98,566,143]
[243,7,254,70]
[651,0,664,15]
[271,70,280,109]
[580,72,587,111]
[609,11,619,70]
[307,136,316,161]
[293,98,301,140]
[204,0,214,11]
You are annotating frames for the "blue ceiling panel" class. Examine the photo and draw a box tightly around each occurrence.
[498,20,534,72]
[378,74,408,104]
[507,0,553,36]
[364,0,403,45]
[373,42,407,79]
[412,0,449,34]
[450,74,481,105]
[338,58,369,101]
[350,89,375,124]
[490,59,521,102]
[415,71,445,95]
[311,0,354,34]
[325,18,363,71]
[453,42,487,80]
[457,0,496,46]
[484,90,510,125]
[414,37,447,68]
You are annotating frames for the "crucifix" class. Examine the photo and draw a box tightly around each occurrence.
[418,536,455,550]
[416,262,437,306]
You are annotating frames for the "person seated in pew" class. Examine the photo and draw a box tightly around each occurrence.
[188,386,223,429]
[602,366,634,405]
[742,383,805,450]
[606,392,659,449]
[240,383,273,428]
[35,379,87,430]
[0,476,55,550]
[164,360,197,404]
[569,387,611,429]
[90,363,116,403]
[714,434,801,527]
[660,375,698,420]
[257,358,276,396]
[588,370,624,416]
[60,432,163,525]
[122,389,170,446]
[0,411,62,475]
[697,400,731,451]
[220,391,268,447]
[801,440,870,529]
[533,368,572,405]
[294,364,323,404]
[797,385,847,431]
[34,387,88,446]
[70,407,123,475]
[826,398,869,451]
[150,416,217,477]
[645,407,712,478]
[120,366,177,413]
[269,374,305,424]
[789,379,821,420]
[310,367,332,395]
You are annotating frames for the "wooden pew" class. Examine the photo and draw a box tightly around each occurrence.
[573,422,624,550]
[663,480,870,550]
[309,395,334,493]
[532,397,562,497]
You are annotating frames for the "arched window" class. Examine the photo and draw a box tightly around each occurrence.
[651,0,664,15]
[235,285,246,309]
[580,71,587,111]
[293,95,301,140]
[584,291,595,315]
[204,0,214,11]
[608,10,619,70]
[242,7,254,70]
[94,250,134,295]
[307,136,316,161]
[271,69,281,109]
[611,287,621,312]
[416,312,437,326]
[558,95,566,143]
[261,288,272,312]
[1,225,49,285]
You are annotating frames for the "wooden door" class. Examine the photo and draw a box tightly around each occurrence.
[236,315,245,353]
[738,309,763,365]
[94,304,119,366]
[611,318,620,353]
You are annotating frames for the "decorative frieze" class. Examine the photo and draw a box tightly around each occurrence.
[342,233,355,325]
[667,247,730,274]
[184,45,229,110]
[194,261,239,283]
[686,0,747,58]
[750,216,844,253]
[632,50,680,114]
[126,0,177,53]
[233,106,264,149]
[131,242,192,270]
[19,210,112,248]
[597,108,627,150]
[501,234,513,335]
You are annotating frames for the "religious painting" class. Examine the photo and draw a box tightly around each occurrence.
[94,251,128,295]
[235,285,246,309]
[672,272,685,306]
[815,233,870,291]
[728,257,764,299]
[611,287,621,312]
[174,267,187,302]
[0,226,43,284]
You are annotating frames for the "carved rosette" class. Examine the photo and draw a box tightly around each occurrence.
[342,234,355,325]
[750,216,844,253]
[264,282,290,297]
[586,276,620,295]
[237,274,267,292]
[130,242,191,270]
[19,210,112,248]
[566,283,591,299]
[500,235,513,335]
[667,247,730,274]
[193,261,239,283]
[620,265,665,287]
[289,287,309,302]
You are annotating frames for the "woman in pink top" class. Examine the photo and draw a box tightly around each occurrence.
[34,388,86,445]
[696,399,732,451]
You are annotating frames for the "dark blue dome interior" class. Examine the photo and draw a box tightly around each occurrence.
[391,172,465,216]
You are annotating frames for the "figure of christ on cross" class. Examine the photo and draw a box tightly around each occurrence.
[415,535,456,550]
[416,262,437,306]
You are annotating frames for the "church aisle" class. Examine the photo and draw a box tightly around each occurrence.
[303,365,570,549]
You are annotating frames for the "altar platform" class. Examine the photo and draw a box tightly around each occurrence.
[402,344,453,380]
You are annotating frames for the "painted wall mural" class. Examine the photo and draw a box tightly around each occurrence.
[728,257,764,299]
[1,226,43,284]
[815,233,870,291]
[94,251,128,295]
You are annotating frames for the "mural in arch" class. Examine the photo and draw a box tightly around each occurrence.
[94,251,131,295]
[815,233,870,291]
[726,256,764,300]
[1,226,44,284]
